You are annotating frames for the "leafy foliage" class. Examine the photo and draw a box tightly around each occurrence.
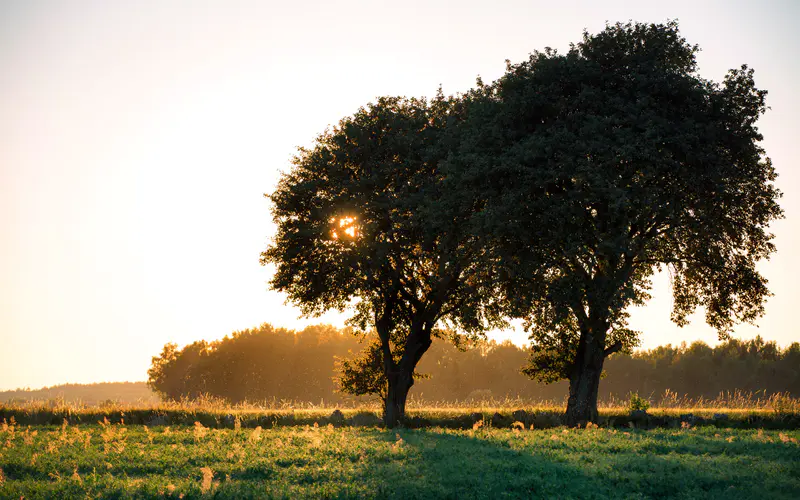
[147,324,364,404]
[446,21,782,422]
[261,95,503,424]
[145,323,800,405]
[627,392,651,413]
[257,21,781,425]
[335,340,389,402]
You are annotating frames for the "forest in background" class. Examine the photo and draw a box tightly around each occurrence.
[0,381,159,405]
[5,324,797,407]
[146,324,800,405]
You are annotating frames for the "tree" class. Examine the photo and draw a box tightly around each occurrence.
[147,341,212,400]
[449,21,783,425]
[261,96,500,427]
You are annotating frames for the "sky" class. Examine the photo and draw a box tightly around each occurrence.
[1,0,798,391]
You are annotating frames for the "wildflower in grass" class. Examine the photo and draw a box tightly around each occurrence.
[391,434,404,452]
[200,466,214,493]
[193,422,207,442]
[249,426,262,443]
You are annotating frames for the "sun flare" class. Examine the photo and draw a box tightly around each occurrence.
[331,216,358,239]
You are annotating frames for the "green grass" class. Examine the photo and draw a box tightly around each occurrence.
[2,402,799,431]
[1,419,798,499]
[3,390,798,430]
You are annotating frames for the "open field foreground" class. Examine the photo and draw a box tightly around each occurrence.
[1,420,798,499]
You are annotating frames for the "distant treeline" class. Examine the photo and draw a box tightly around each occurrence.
[0,381,158,406]
[148,324,800,404]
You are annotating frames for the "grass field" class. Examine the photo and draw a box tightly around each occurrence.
[1,417,799,499]
[2,405,799,433]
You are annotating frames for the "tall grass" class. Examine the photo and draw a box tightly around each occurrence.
[1,391,797,430]
[5,388,796,413]
[2,390,797,413]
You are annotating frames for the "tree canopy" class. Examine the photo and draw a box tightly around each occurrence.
[445,21,782,424]
[262,96,501,426]
[262,21,781,426]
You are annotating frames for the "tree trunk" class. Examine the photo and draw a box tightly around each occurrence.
[384,369,414,428]
[382,322,433,428]
[565,319,607,427]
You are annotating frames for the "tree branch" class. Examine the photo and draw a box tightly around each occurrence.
[603,341,623,357]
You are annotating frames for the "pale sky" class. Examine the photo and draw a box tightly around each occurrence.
[1,0,797,391]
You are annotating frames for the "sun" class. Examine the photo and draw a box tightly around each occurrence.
[331,216,358,239]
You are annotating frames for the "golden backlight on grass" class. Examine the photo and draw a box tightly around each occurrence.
[331,216,358,240]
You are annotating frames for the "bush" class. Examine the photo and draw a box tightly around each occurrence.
[627,392,651,412]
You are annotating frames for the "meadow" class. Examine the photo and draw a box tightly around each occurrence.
[1,405,799,499]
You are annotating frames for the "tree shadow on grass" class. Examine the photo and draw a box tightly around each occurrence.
[349,428,800,500]
[4,427,797,499]
[350,429,604,499]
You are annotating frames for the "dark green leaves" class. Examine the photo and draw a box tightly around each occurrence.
[445,21,782,383]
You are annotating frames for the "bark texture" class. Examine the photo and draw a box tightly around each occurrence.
[564,317,608,427]
[381,321,433,428]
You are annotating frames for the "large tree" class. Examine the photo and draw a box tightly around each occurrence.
[262,96,500,427]
[448,21,783,425]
